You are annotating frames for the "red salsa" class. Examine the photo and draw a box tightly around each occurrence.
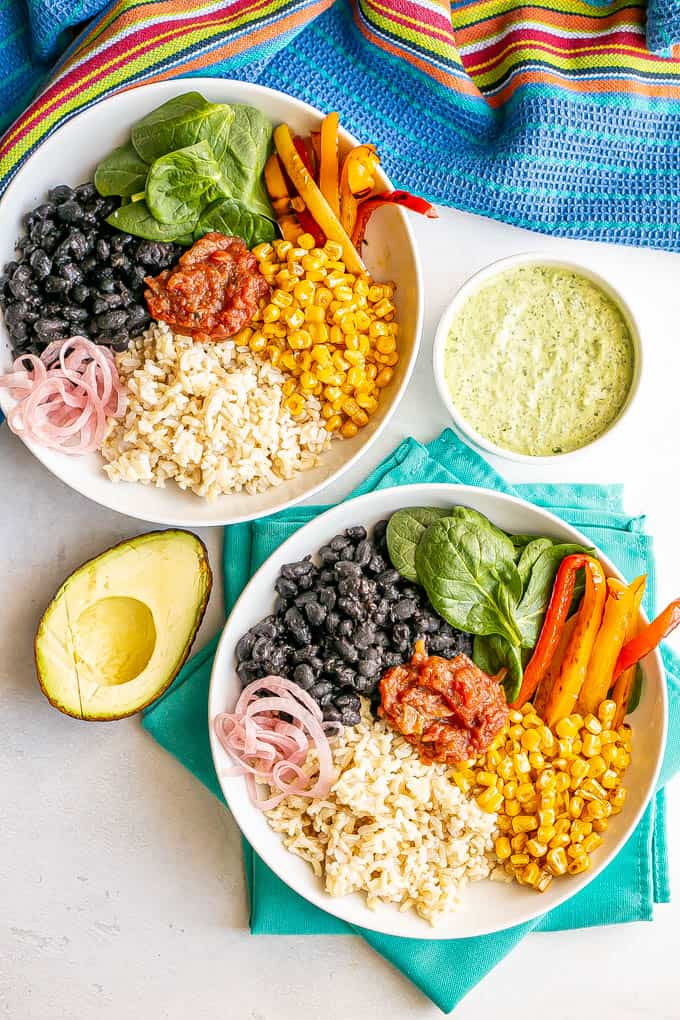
[144,232,270,342]
[379,641,509,765]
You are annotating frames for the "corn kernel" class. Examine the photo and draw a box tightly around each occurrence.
[341,420,359,439]
[325,414,342,432]
[285,394,305,416]
[549,832,570,849]
[582,832,603,855]
[249,331,267,353]
[536,769,556,792]
[546,847,568,875]
[581,733,602,758]
[476,786,504,813]
[537,824,555,845]
[511,832,528,852]
[567,854,591,875]
[512,814,538,834]
[495,836,512,861]
[556,717,579,739]
[601,769,620,790]
[513,752,531,775]
[537,869,554,892]
[476,771,498,787]
[505,799,520,817]
[581,778,607,801]
[538,807,556,828]
[522,862,541,887]
[529,752,546,770]
[496,813,512,832]
[376,367,393,388]
[526,838,548,858]
[598,700,617,726]
[569,795,584,819]
[510,853,530,868]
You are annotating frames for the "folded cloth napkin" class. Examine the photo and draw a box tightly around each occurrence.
[4,0,680,249]
[143,430,680,1014]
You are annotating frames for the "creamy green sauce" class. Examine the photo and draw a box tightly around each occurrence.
[444,265,635,456]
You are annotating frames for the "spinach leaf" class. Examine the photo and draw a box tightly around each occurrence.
[415,516,523,646]
[194,198,276,248]
[218,104,274,219]
[386,508,449,583]
[627,665,644,715]
[106,199,195,241]
[131,92,234,163]
[94,140,149,197]
[146,140,227,226]
[515,542,589,647]
[517,538,554,587]
[510,534,538,554]
[473,635,526,703]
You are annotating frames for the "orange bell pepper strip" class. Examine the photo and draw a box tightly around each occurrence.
[319,112,340,217]
[274,124,365,273]
[511,553,591,708]
[612,599,680,681]
[612,582,646,728]
[545,558,607,727]
[533,612,579,720]
[339,144,380,237]
[579,575,646,716]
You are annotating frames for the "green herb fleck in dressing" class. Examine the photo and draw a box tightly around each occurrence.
[444,265,635,456]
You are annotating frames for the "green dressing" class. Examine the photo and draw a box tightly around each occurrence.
[443,264,635,456]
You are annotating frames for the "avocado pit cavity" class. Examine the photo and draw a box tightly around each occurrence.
[74,596,156,685]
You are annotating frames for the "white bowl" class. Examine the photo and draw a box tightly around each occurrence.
[0,79,423,527]
[432,252,642,464]
[209,483,667,939]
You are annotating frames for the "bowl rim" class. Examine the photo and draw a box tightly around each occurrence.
[0,77,424,527]
[432,251,643,464]
[208,482,668,939]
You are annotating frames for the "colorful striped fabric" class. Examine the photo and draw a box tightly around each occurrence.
[2,0,680,247]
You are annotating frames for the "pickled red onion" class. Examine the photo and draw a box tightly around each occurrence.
[213,676,339,810]
[0,337,126,454]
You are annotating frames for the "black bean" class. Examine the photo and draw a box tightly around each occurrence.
[334,637,358,663]
[318,545,338,565]
[95,309,128,331]
[235,632,256,661]
[367,553,386,574]
[310,681,333,699]
[284,607,311,646]
[305,602,326,626]
[75,183,97,202]
[34,318,68,339]
[377,569,400,588]
[345,525,367,542]
[293,663,315,690]
[275,577,298,599]
[373,520,389,545]
[56,200,82,224]
[330,535,351,552]
[326,611,341,634]
[318,588,336,611]
[44,275,70,295]
[354,540,373,567]
[324,706,343,722]
[281,558,314,580]
[393,598,417,621]
[29,250,52,280]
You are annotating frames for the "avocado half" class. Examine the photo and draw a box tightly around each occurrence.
[35,530,212,721]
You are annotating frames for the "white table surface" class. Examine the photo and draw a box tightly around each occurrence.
[2,206,679,1020]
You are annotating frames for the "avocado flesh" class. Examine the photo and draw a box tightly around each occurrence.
[35,530,211,720]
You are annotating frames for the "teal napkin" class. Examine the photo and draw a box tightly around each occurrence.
[143,430,680,1013]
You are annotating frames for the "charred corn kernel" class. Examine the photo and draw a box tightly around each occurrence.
[536,770,556,792]
[476,787,504,813]
[549,832,570,849]
[556,717,579,739]
[325,414,342,432]
[537,824,556,845]
[582,832,604,855]
[476,771,498,787]
[521,729,542,753]
[517,782,535,804]
[581,733,602,757]
[546,847,568,876]
[249,331,267,353]
[510,853,530,868]
[598,699,617,725]
[283,307,305,330]
[511,832,529,852]
[299,371,318,392]
[527,838,548,858]
[601,769,619,790]
[285,394,305,416]
[513,752,531,775]
[495,836,512,861]
[522,862,541,887]
[610,788,627,813]
[512,814,538,834]
[568,795,584,819]
[588,755,607,778]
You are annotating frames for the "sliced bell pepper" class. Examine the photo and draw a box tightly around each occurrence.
[579,575,646,716]
[264,153,291,207]
[511,553,590,708]
[533,612,579,720]
[351,190,438,249]
[613,598,680,681]
[339,144,380,237]
[612,583,646,728]
[319,112,340,217]
[544,557,607,727]
[274,123,365,273]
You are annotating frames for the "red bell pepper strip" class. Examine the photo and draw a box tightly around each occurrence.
[613,599,680,681]
[287,137,326,247]
[511,553,591,708]
[351,190,438,248]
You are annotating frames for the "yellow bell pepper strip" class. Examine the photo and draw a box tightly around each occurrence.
[511,553,589,708]
[351,191,438,250]
[319,112,340,216]
[612,582,647,728]
[579,575,646,716]
[264,153,290,208]
[274,123,365,274]
[612,598,680,681]
[534,612,579,720]
[607,577,626,597]
[545,557,607,727]
[339,144,380,237]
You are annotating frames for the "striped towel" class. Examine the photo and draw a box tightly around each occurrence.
[2,0,680,248]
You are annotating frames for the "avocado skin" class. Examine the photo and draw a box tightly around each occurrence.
[34,529,213,721]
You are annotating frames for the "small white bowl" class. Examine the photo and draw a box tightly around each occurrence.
[432,252,642,464]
